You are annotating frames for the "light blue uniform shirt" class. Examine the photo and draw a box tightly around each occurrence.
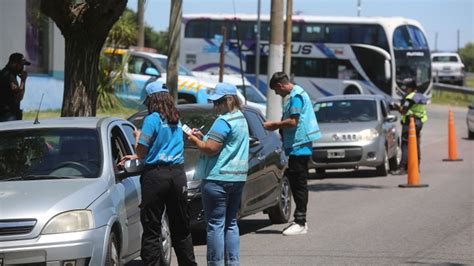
[288,95,312,156]
[138,112,184,165]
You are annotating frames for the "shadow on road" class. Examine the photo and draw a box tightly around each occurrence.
[461,137,473,141]
[238,218,275,235]
[308,182,386,192]
[309,169,384,180]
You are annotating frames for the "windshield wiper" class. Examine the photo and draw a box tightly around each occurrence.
[21,174,81,180]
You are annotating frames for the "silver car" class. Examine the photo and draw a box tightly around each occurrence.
[468,102,474,139]
[0,118,172,265]
[311,95,400,176]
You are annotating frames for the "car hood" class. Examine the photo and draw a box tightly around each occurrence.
[0,178,107,220]
[316,121,380,142]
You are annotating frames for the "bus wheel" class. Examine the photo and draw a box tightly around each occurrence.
[344,86,361,95]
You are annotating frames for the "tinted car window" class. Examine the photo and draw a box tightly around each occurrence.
[243,110,267,139]
[0,129,101,180]
[432,56,459,62]
[314,100,377,123]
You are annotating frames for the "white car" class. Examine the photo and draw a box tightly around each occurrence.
[431,52,465,86]
[192,71,268,116]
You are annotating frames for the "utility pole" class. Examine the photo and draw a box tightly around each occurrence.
[434,32,438,52]
[357,0,362,17]
[167,0,182,103]
[266,0,284,121]
[457,29,460,52]
[284,0,293,78]
[255,0,261,91]
[219,27,227,82]
[137,0,145,48]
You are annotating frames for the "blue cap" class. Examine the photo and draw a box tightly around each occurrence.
[143,80,168,104]
[208,83,238,101]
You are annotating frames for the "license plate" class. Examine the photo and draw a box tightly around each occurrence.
[328,149,345,158]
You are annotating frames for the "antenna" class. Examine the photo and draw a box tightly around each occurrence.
[33,93,44,125]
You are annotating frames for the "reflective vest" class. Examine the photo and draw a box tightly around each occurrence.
[401,92,428,124]
[282,85,321,151]
[193,110,249,182]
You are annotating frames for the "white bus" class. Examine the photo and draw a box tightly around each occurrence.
[180,14,432,100]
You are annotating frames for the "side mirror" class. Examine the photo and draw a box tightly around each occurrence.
[145,67,161,77]
[249,136,261,147]
[384,59,391,80]
[123,159,145,176]
[385,114,397,123]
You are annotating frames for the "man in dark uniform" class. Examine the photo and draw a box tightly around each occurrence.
[0,53,30,122]
[391,78,428,175]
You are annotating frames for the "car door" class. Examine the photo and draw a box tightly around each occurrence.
[380,100,397,157]
[109,122,142,257]
[240,109,281,215]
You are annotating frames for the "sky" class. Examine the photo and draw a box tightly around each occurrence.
[127,0,473,52]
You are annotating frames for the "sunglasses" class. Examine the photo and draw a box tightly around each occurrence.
[212,96,228,105]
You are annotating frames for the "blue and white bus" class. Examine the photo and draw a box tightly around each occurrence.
[180,14,432,100]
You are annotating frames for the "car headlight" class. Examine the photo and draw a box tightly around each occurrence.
[42,210,94,235]
[359,128,379,141]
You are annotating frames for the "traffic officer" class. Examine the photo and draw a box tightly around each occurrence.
[391,78,428,175]
[264,72,321,236]
[120,80,196,266]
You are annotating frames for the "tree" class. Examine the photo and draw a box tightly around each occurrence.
[459,42,474,72]
[40,0,126,117]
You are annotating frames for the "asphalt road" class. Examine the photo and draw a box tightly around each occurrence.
[129,104,474,265]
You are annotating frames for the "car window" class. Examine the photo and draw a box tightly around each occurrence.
[314,100,377,123]
[111,126,132,174]
[236,85,267,104]
[243,109,267,139]
[380,100,388,118]
[0,128,101,180]
[129,55,159,75]
[122,123,137,152]
[432,56,459,63]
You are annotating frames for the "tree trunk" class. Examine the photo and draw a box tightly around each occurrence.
[62,38,102,117]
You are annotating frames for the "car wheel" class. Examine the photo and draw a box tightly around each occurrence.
[267,176,292,224]
[468,129,474,139]
[376,149,388,176]
[388,145,400,171]
[161,213,172,266]
[105,232,120,266]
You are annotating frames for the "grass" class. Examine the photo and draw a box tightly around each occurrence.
[466,76,474,88]
[431,90,474,107]
[23,106,139,120]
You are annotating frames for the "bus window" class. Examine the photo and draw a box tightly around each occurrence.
[393,26,411,49]
[209,20,232,39]
[301,23,325,42]
[407,26,428,49]
[246,55,268,75]
[185,20,209,38]
[291,24,302,42]
[325,24,350,43]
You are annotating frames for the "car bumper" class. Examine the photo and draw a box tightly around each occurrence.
[0,226,108,265]
[311,138,385,169]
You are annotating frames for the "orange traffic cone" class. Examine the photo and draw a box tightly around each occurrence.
[399,117,429,188]
[443,110,463,162]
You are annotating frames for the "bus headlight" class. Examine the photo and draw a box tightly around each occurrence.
[359,129,379,141]
[42,210,94,234]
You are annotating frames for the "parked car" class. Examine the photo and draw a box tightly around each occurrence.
[128,104,291,230]
[0,117,174,265]
[431,52,465,86]
[311,95,400,176]
[103,48,209,106]
[467,102,474,139]
[192,71,268,116]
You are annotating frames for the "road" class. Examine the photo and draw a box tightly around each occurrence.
[129,104,474,265]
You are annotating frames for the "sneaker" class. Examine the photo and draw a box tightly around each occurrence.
[282,222,308,236]
[390,168,407,175]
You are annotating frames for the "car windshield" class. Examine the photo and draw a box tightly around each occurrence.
[432,56,459,63]
[314,100,377,123]
[0,128,101,181]
[236,85,267,104]
[153,57,194,76]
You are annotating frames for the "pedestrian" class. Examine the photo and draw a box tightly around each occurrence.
[119,80,197,266]
[0,53,30,122]
[263,72,321,236]
[187,83,249,266]
[391,78,428,175]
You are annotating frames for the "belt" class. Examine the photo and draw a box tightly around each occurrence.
[145,164,184,171]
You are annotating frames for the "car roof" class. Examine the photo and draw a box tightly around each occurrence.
[315,94,386,102]
[0,117,122,131]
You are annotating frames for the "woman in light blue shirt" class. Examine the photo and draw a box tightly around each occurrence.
[188,83,249,266]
